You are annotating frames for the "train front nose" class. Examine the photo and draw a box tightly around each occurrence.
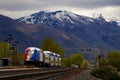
[24,51,30,61]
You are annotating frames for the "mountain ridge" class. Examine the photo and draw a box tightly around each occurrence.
[0,14,92,57]
[17,10,120,26]
[16,10,120,54]
[0,10,120,58]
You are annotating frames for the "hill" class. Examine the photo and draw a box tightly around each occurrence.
[17,10,120,54]
[0,10,120,58]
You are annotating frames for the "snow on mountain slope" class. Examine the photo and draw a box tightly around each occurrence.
[16,10,120,54]
[17,10,120,27]
[1,10,120,57]
[17,10,95,27]
[107,17,120,26]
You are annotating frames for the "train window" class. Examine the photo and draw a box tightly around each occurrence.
[51,54,54,56]
[31,50,34,54]
[37,51,40,54]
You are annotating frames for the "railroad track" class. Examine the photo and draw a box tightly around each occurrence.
[0,67,83,80]
[38,68,84,80]
[0,67,47,76]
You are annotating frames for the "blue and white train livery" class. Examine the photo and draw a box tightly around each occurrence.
[24,47,61,67]
[24,47,44,66]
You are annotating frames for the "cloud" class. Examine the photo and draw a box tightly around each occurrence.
[0,0,120,19]
[0,0,44,11]
[0,0,120,11]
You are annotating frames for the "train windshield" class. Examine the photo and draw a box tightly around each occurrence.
[49,53,54,56]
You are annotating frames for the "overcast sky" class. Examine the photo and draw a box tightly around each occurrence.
[0,0,120,20]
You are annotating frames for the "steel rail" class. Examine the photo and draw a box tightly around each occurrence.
[0,68,71,80]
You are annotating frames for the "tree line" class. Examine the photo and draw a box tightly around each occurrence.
[0,37,87,67]
[91,51,120,80]
[0,37,120,69]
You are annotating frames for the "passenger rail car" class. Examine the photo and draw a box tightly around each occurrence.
[43,51,55,67]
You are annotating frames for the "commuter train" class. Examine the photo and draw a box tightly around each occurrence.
[24,47,61,67]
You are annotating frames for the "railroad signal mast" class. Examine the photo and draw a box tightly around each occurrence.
[78,48,103,67]
[78,48,100,53]
[3,33,20,66]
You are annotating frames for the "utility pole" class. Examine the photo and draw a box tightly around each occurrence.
[3,34,20,66]
[14,40,19,65]
[7,34,13,59]
[98,48,104,67]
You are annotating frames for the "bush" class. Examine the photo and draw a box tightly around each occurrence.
[90,65,120,80]
[107,51,120,72]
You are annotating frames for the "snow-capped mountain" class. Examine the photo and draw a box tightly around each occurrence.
[17,10,120,32]
[17,10,96,29]
[17,10,120,27]
[1,10,120,58]
[107,17,120,26]
[0,14,92,57]
[17,10,120,55]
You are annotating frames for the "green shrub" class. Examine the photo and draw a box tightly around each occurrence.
[107,51,120,72]
[90,65,120,80]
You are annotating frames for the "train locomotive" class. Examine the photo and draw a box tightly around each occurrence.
[24,47,61,67]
